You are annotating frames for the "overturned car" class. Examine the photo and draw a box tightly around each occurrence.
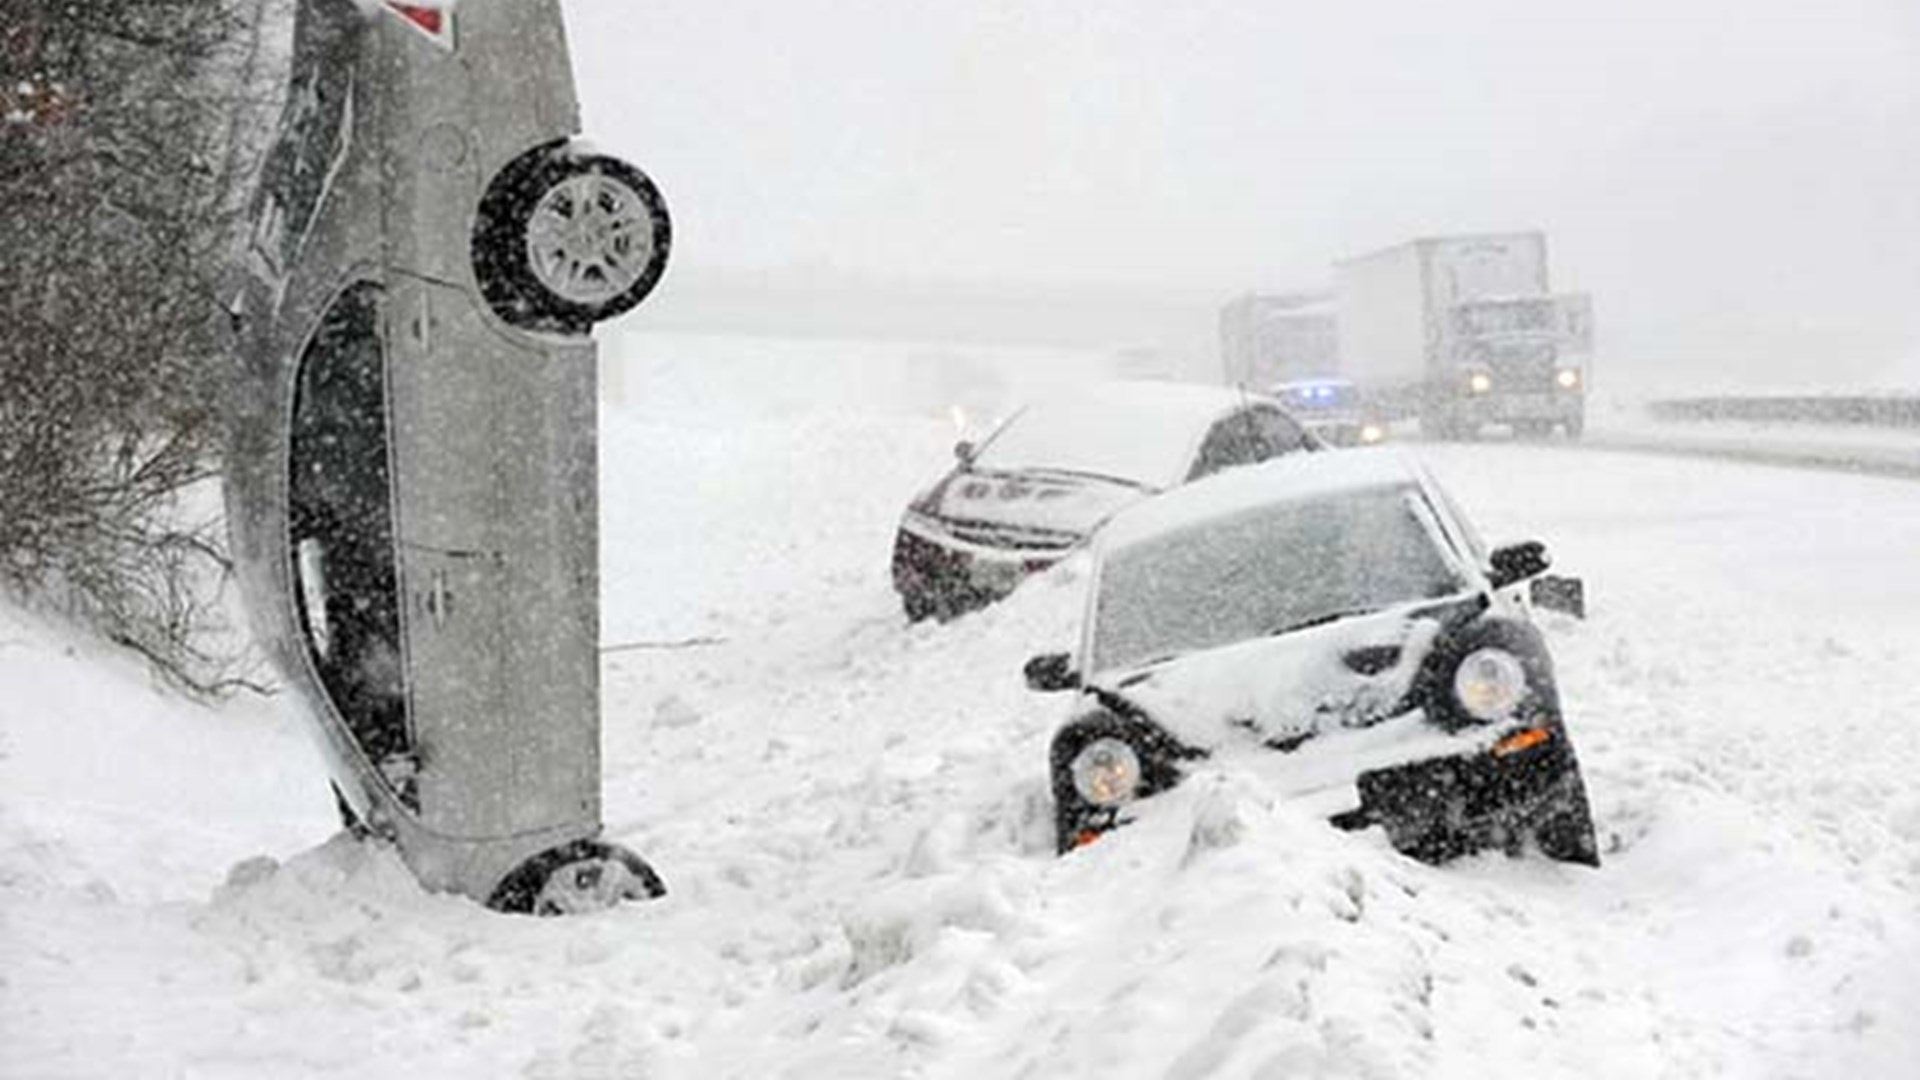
[1025,449,1600,866]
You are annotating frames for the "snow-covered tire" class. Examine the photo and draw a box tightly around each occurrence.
[472,144,671,332]
[488,839,667,916]
[1528,770,1601,866]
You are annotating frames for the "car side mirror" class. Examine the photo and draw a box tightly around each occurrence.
[1488,540,1550,589]
[1024,652,1079,692]
[954,440,976,466]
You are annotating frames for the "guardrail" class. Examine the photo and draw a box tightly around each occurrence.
[1573,393,1920,481]
[1644,395,1920,428]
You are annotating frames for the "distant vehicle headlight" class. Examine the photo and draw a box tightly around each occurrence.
[1453,647,1527,721]
[1556,368,1581,390]
[1071,737,1143,806]
[1468,372,1493,394]
[1359,423,1385,444]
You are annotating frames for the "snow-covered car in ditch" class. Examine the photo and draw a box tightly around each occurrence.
[1025,449,1600,865]
[224,0,670,913]
[1270,377,1387,447]
[892,381,1318,621]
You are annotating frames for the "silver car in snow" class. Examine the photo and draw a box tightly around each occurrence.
[225,0,669,913]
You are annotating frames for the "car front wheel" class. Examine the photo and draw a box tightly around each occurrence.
[488,839,667,916]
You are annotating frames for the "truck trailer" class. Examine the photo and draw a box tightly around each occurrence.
[1335,233,1587,439]
[1219,291,1339,387]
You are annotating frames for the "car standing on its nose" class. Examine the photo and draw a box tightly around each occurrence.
[1024,449,1600,866]
[224,0,671,913]
[892,381,1319,621]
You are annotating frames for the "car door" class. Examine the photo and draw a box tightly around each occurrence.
[383,278,600,840]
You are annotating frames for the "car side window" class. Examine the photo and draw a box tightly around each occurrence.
[1191,407,1311,479]
[1247,406,1310,457]
[288,281,412,776]
[1189,411,1263,479]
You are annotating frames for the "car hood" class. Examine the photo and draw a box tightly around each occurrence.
[1090,604,1450,753]
[923,469,1153,540]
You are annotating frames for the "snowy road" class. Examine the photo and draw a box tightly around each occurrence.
[4,333,1918,1078]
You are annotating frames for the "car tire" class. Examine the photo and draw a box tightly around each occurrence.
[1528,769,1601,866]
[473,143,672,333]
[488,839,667,916]
[1562,413,1585,440]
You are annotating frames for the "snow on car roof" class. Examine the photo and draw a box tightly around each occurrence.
[1096,447,1428,552]
[972,380,1261,487]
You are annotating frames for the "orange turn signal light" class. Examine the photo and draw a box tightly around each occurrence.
[1491,727,1551,758]
[1071,830,1103,850]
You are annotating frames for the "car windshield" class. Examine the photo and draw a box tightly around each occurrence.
[973,397,1202,487]
[1089,484,1466,674]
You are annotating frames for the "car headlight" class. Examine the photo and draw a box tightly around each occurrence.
[1556,368,1581,390]
[1453,647,1527,721]
[1071,737,1143,806]
[1359,423,1385,444]
[1468,372,1492,394]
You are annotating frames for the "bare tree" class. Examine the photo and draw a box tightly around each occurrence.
[1,0,275,695]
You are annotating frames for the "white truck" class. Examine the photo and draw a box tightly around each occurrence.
[1336,233,1588,439]
[1219,291,1339,386]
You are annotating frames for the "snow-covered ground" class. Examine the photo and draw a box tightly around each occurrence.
[5,331,1920,1078]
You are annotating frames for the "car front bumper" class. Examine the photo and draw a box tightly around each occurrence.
[1336,724,1599,865]
[1058,720,1599,866]
[891,516,1072,619]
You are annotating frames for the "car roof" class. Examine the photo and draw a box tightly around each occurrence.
[1063,379,1271,421]
[1095,447,1431,552]
[970,380,1280,487]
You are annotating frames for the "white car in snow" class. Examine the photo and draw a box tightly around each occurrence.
[1024,448,1600,864]
[891,381,1319,621]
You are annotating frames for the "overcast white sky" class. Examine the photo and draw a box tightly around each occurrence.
[566,0,1919,385]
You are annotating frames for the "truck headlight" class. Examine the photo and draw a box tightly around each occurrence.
[1468,372,1492,394]
[1453,647,1527,721]
[1556,368,1581,390]
[1071,738,1142,806]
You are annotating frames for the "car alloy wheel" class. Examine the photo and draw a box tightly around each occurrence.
[473,143,672,332]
